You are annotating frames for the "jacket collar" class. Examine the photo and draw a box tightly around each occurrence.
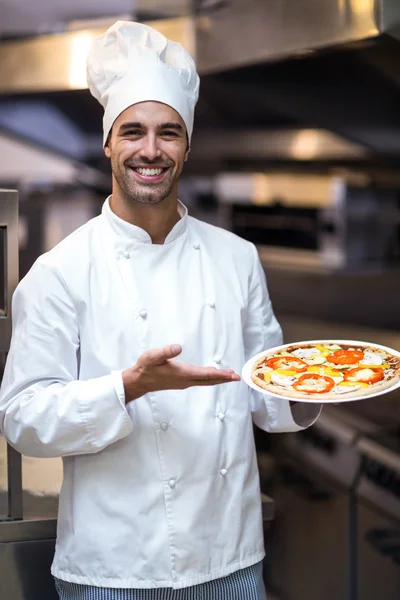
[102,196,188,247]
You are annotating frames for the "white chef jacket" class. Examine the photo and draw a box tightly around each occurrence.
[0,198,319,589]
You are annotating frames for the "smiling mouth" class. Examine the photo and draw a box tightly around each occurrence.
[130,167,169,182]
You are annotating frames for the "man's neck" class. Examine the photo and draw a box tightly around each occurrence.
[109,190,181,245]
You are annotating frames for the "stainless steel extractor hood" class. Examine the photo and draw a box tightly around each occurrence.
[196,0,400,74]
[0,17,195,94]
[1,2,400,166]
[195,0,400,156]
[1,1,398,92]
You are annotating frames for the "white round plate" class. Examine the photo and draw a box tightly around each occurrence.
[242,339,400,403]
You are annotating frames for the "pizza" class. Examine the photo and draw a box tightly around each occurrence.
[250,340,400,401]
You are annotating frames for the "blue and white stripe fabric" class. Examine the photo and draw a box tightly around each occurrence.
[54,562,267,600]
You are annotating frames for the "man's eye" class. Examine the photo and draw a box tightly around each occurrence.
[124,130,142,136]
[161,131,179,137]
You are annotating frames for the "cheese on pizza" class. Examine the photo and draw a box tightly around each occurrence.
[251,342,400,400]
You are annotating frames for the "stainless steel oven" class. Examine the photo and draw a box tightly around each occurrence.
[355,434,400,600]
[0,189,59,600]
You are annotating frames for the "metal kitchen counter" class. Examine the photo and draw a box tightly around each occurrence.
[0,518,57,542]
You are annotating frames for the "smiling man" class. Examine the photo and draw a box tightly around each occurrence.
[106,102,189,244]
[0,21,320,600]
[109,112,186,204]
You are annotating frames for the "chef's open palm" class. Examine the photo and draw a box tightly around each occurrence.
[123,344,241,403]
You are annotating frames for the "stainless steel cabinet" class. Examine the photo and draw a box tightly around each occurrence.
[0,190,58,600]
[0,189,18,353]
[357,504,400,600]
[0,190,20,521]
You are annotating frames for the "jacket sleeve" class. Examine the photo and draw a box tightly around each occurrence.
[244,244,321,433]
[0,259,133,458]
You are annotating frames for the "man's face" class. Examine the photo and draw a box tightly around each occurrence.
[105,101,189,205]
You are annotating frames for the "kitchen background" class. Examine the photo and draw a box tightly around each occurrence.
[1,1,400,599]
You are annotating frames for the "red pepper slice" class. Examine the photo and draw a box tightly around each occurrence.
[344,367,384,385]
[327,349,364,365]
[266,356,308,372]
[292,374,335,394]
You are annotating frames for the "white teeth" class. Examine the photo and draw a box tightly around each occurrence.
[136,168,163,176]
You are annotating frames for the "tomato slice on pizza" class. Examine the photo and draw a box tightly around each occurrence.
[266,356,307,372]
[293,374,335,394]
[250,340,400,401]
[327,349,364,365]
[344,367,384,385]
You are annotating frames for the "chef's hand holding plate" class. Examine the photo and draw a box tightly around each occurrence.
[123,344,240,403]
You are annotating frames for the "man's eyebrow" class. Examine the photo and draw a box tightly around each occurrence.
[159,122,184,132]
[118,122,144,133]
[118,122,184,134]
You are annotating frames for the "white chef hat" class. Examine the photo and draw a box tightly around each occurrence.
[86,21,200,147]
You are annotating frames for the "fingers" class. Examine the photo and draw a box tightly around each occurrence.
[140,344,182,366]
[187,367,241,385]
[193,376,241,386]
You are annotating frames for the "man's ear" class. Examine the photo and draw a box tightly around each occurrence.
[104,141,111,158]
[184,146,190,162]
[104,130,112,158]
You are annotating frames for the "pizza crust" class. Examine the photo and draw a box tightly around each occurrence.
[251,372,400,400]
[250,342,400,401]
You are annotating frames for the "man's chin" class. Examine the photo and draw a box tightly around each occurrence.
[128,187,171,205]
[116,172,175,205]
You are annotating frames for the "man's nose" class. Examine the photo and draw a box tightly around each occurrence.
[139,135,161,162]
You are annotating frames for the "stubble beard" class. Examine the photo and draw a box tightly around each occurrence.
[112,157,178,206]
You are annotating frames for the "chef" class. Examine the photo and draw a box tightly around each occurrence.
[0,21,321,600]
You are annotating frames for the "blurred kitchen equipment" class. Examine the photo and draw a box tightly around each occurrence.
[0,190,21,522]
[216,172,400,272]
[0,190,18,353]
[265,406,382,600]
[0,190,58,600]
[355,432,400,600]
[3,0,400,169]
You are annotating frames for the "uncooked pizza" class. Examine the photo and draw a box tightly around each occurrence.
[250,341,400,401]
